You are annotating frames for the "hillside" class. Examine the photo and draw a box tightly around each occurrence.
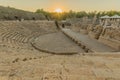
[0,6,45,20]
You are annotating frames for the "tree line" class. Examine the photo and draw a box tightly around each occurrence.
[36,9,120,20]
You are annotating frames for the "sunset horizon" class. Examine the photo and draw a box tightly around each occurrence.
[0,0,120,12]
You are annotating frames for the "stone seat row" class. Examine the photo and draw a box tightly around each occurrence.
[0,21,58,50]
[0,30,32,49]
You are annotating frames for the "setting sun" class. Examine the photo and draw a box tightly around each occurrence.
[54,8,63,13]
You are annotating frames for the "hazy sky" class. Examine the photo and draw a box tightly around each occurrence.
[0,0,119,12]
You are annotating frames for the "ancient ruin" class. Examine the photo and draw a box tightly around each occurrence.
[0,4,120,80]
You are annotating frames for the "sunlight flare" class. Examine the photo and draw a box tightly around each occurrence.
[54,8,63,13]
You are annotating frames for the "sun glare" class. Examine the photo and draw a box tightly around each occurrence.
[55,8,63,13]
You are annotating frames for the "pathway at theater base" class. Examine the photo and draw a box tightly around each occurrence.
[32,32,85,54]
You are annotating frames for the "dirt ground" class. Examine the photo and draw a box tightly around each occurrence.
[0,50,120,80]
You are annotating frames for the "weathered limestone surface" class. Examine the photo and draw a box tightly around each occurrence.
[99,27,120,50]
[79,24,89,34]
[88,25,103,39]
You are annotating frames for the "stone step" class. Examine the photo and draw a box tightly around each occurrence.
[2,32,12,42]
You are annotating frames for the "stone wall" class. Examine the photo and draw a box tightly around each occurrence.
[99,27,120,50]
[88,25,103,39]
